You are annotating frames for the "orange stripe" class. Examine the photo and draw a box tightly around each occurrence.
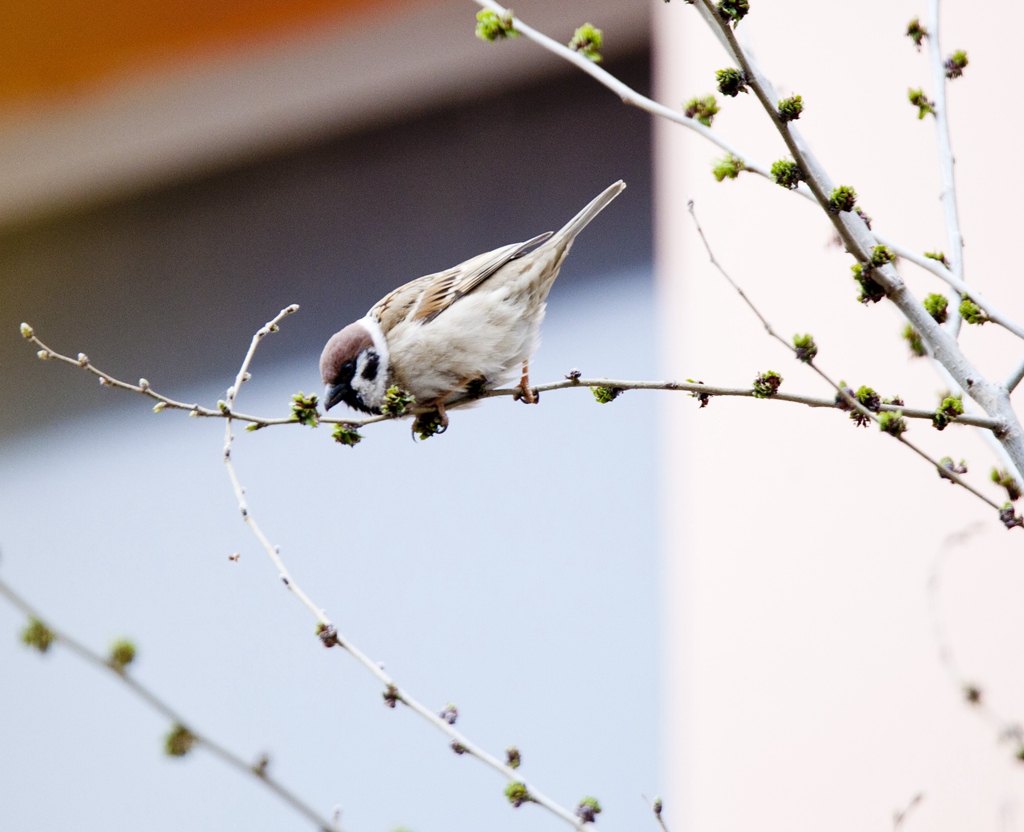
[1,0,425,113]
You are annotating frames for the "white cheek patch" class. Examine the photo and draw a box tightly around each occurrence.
[351,348,389,411]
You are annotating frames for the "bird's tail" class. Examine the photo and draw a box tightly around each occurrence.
[552,180,626,246]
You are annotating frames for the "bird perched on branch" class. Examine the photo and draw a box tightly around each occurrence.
[320,180,626,433]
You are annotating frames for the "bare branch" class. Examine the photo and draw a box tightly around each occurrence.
[927,0,967,336]
[0,577,338,832]
[216,310,592,831]
[19,327,1002,431]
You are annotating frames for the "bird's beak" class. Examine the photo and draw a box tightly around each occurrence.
[324,383,346,412]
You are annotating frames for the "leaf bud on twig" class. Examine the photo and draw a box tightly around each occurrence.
[21,618,55,653]
[716,0,749,26]
[792,334,817,362]
[932,395,963,430]
[991,468,1022,502]
[575,797,602,823]
[683,94,720,127]
[908,88,935,119]
[108,639,136,673]
[715,67,748,97]
[505,781,534,808]
[827,185,857,213]
[712,154,744,182]
[568,23,603,62]
[505,746,522,769]
[164,723,196,757]
[475,9,518,41]
[770,159,803,189]
[777,94,803,122]
[923,293,949,324]
[906,17,927,50]
[902,324,926,357]
[944,50,968,79]
[752,370,782,398]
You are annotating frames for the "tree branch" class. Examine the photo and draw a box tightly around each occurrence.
[688,0,1024,484]
[216,309,593,831]
[0,577,339,832]
[686,200,1010,518]
[468,0,1024,346]
[926,0,967,337]
[19,326,1003,431]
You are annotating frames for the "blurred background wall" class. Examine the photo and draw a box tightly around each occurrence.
[0,2,658,831]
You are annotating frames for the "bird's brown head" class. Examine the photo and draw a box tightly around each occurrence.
[319,321,386,413]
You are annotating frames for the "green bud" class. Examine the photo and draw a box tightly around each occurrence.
[924,250,950,267]
[770,159,803,189]
[413,412,446,440]
[108,639,136,672]
[568,23,603,62]
[19,322,33,339]
[792,334,817,362]
[331,423,363,447]
[752,370,782,398]
[153,402,166,413]
[575,797,603,823]
[932,395,963,430]
[505,781,533,808]
[908,88,935,119]
[164,723,196,757]
[289,392,320,427]
[991,468,1022,502]
[716,0,750,26]
[851,263,885,304]
[923,293,949,324]
[777,94,803,122]
[506,746,522,769]
[382,386,415,416]
[475,9,518,41]
[21,618,55,653]
[683,94,720,127]
[906,17,927,51]
[945,50,968,79]
[715,67,748,97]
[827,185,857,213]
[878,409,908,437]
[712,154,745,181]
[592,386,624,404]
[902,324,926,357]
[960,297,989,325]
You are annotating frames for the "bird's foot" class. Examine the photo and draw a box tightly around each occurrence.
[412,402,449,440]
[516,361,539,404]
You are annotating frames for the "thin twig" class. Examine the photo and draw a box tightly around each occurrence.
[1007,356,1024,394]
[0,577,337,832]
[686,200,1006,515]
[927,525,1024,755]
[217,308,591,831]
[468,0,1024,346]
[19,329,1002,431]
[927,0,966,337]
[893,792,924,831]
[641,795,671,832]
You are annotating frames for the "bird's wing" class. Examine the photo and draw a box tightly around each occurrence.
[371,233,552,333]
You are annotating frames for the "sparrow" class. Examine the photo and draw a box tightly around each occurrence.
[320,180,626,431]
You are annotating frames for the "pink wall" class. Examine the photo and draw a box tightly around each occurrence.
[654,1,1024,829]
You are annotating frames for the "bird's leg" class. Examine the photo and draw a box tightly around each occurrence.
[412,397,449,439]
[517,360,538,404]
